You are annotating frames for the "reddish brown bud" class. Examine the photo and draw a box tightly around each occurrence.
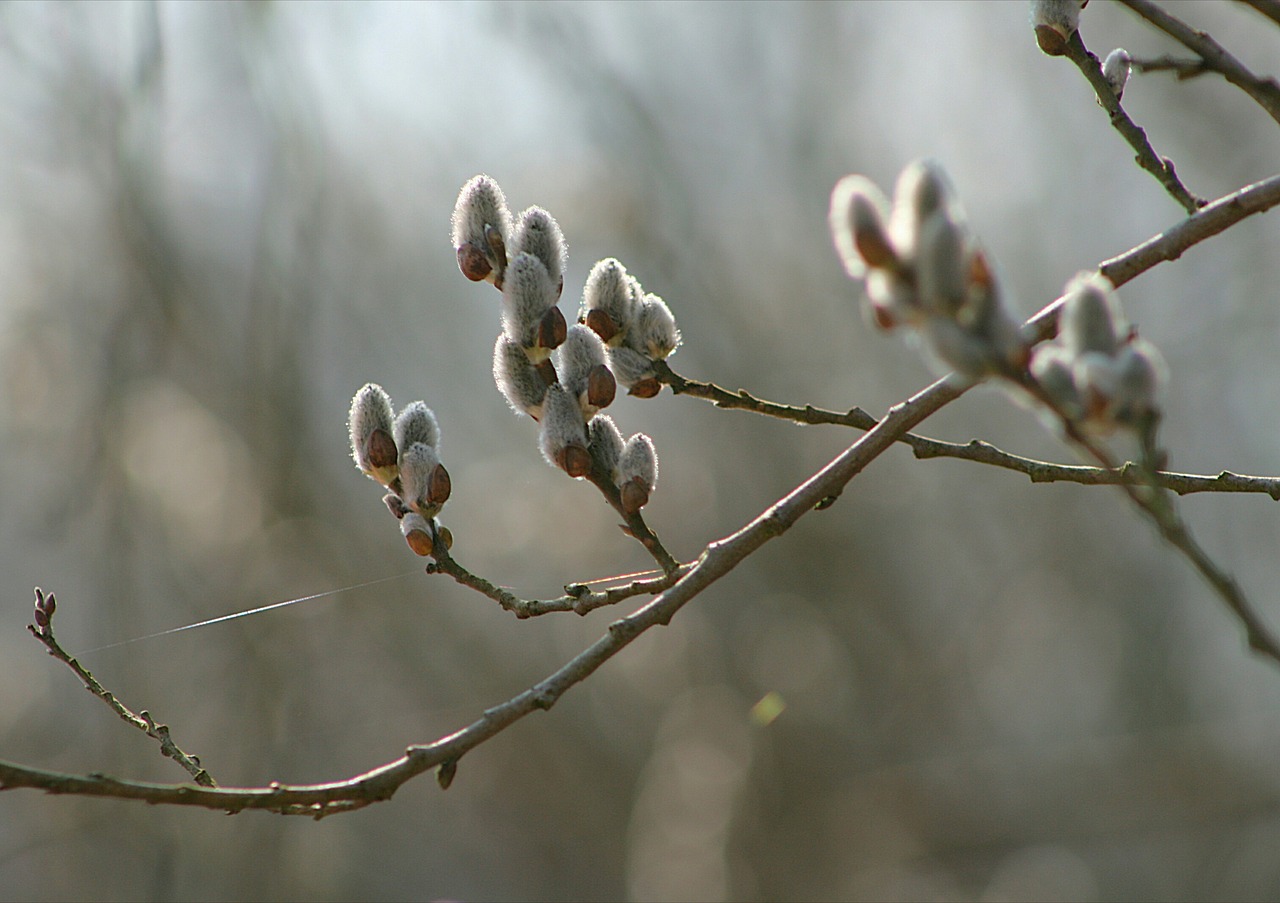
[558,443,592,478]
[628,378,662,399]
[366,427,398,471]
[538,305,568,351]
[404,527,434,557]
[428,462,452,506]
[534,359,558,387]
[383,493,410,519]
[587,364,616,410]
[1034,24,1068,55]
[584,308,619,344]
[33,607,49,629]
[620,478,650,514]
[438,525,454,551]
[457,243,492,282]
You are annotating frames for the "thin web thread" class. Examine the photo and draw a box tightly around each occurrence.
[82,571,420,653]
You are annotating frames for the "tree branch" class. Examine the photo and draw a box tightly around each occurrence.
[1059,29,1204,212]
[26,590,216,788]
[1235,0,1280,28]
[1120,0,1280,127]
[10,172,1280,816]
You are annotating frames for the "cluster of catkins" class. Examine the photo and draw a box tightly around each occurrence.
[451,174,680,514]
[830,159,1165,438]
[348,383,452,556]
[829,159,1029,382]
[1030,272,1166,436]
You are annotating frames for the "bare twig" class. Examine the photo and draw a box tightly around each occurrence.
[1120,0,1280,127]
[1097,172,1280,289]
[1059,30,1204,212]
[656,361,1280,499]
[1131,54,1211,80]
[26,589,216,788]
[426,543,690,618]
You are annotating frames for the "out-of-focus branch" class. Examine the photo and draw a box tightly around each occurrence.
[1097,173,1280,289]
[26,589,216,788]
[1120,0,1280,127]
[1236,0,1280,28]
[1059,29,1204,212]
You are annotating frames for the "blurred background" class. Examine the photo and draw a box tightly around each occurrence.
[2,1,1280,899]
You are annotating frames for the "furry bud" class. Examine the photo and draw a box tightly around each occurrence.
[581,258,641,346]
[401,512,435,556]
[631,294,681,360]
[1060,272,1125,357]
[538,383,591,478]
[1109,339,1165,425]
[829,174,896,279]
[452,175,513,286]
[1031,0,1087,55]
[557,324,615,417]
[608,345,660,396]
[1029,343,1085,422]
[618,433,658,513]
[915,209,969,318]
[1103,48,1132,101]
[889,159,960,259]
[588,413,625,476]
[512,206,567,297]
[394,401,440,454]
[494,334,549,419]
[502,252,560,359]
[399,442,451,517]
[349,383,399,486]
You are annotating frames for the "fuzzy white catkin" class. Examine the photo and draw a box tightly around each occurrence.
[399,441,446,516]
[538,383,589,472]
[394,401,440,453]
[501,253,558,348]
[1060,272,1125,357]
[914,210,969,319]
[607,345,657,389]
[581,258,641,339]
[829,174,893,279]
[889,159,958,259]
[1029,0,1085,37]
[588,413,625,476]
[618,433,658,491]
[348,381,391,453]
[556,324,609,398]
[451,174,513,251]
[493,334,548,419]
[512,206,567,295]
[631,294,681,360]
[1103,48,1132,100]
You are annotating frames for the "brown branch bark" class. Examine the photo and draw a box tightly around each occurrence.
[1120,0,1280,127]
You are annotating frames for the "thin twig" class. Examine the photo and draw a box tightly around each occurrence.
[1120,0,1280,127]
[1131,54,1211,80]
[26,590,216,788]
[655,361,1280,499]
[426,544,690,618]
[1060,29,1204,212]
[1020,382,1280,665]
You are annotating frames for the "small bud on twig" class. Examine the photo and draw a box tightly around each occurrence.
[349,383,400,487]
[512,206,567,298]
[452,175,513,288]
